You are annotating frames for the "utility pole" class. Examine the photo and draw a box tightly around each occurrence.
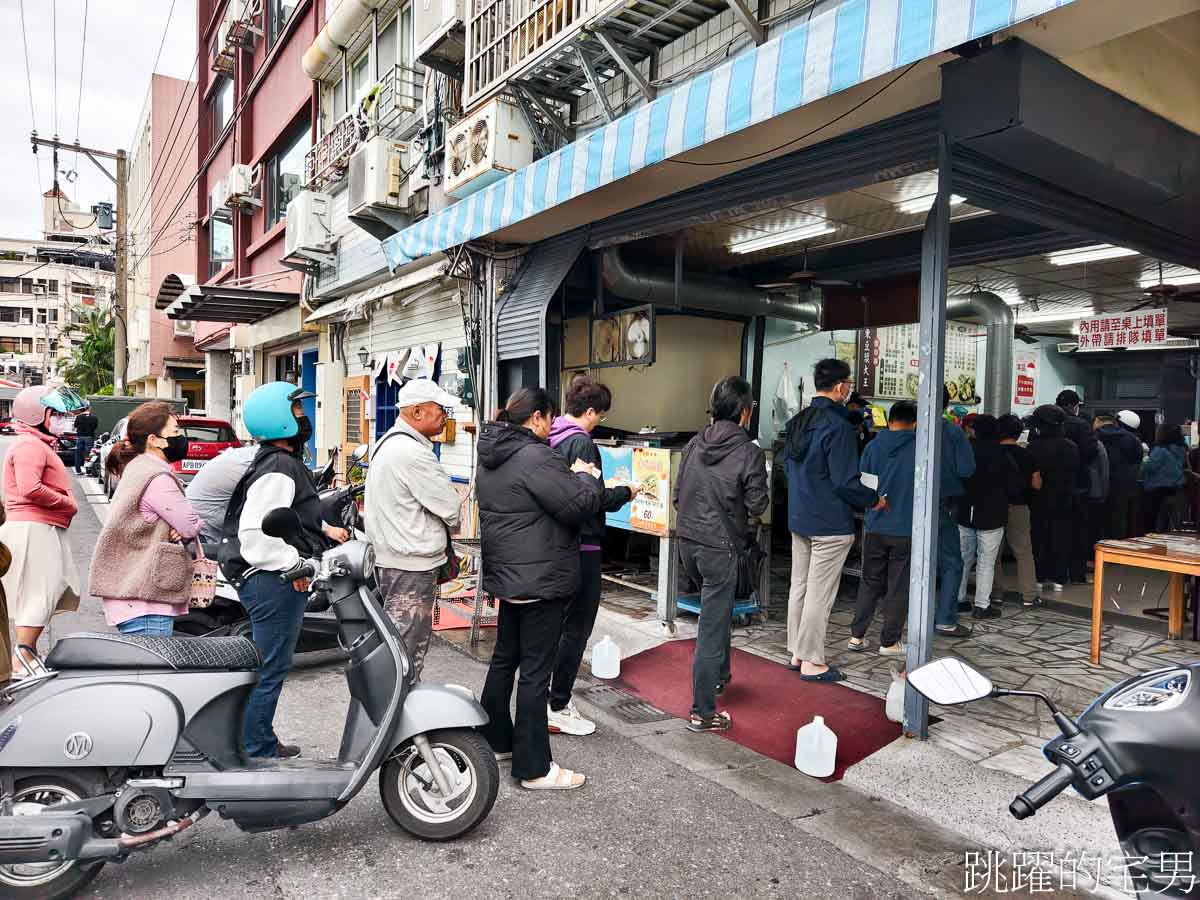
[30,133,128,393]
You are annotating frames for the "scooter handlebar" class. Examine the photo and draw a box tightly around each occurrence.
[1010,763,1075,820]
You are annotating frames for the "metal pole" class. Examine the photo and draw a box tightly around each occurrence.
[114,149,128,394]
[904,134,952,739]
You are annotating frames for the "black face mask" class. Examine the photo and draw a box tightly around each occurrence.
[160,434,190,463]
[290,415,313,455]
[846,409,865,427]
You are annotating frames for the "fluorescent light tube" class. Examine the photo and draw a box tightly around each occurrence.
[1140,270,1200,288]
[1046,245,1137,266]
[1016,308,1096,325]
[730,224,836,254]
[896,194,966,215]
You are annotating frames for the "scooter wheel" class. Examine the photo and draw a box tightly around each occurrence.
[1,773,107,899]
[380,729,499,842]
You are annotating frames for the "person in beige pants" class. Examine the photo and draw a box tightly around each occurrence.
[997,414,1042,606]
[781,359,886,682]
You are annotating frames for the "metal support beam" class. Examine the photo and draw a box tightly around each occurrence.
[521,87,573,143]
[673,232,683,310]
[576,48,617,123]
[593,28,657,102]
[513,88,550,156]
[904,135,952,741]
[723,0,765,45]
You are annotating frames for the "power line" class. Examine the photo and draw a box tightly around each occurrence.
[52,0,59,136]
[126,78,199,229]
[148,0,180,78]
[74,0,88,145]
[18,0,43,197]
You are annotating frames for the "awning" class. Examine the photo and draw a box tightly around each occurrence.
[496,228,589,377]
[166,284,299,324]
[380,0,1076,270]
[307,257,447,323]
[155,273,196,311]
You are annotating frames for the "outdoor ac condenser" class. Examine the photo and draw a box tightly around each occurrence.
[283,191,335,263]
[444,98,534,199]
[348,136,415,219]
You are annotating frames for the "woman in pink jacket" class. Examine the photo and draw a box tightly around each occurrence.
[0,385,86,675]
[89,401,202,636]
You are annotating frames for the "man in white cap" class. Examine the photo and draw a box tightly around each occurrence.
[365,379,462,677]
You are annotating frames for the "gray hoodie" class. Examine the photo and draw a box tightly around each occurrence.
[364,418,462,571]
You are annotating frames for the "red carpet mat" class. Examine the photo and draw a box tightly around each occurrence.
[616,639,901,781]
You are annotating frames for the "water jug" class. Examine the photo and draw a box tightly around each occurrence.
[794,715,837,778]
[591,635,621,679]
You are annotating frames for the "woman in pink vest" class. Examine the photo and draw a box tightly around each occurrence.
[0,385,86,675]
[89,402,202,636]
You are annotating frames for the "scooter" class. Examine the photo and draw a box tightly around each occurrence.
[909,657,1200,898]
[0,508,498,900]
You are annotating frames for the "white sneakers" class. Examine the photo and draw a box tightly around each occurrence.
[547,700,596,736]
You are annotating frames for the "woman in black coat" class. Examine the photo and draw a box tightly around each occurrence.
[476,387,605,790]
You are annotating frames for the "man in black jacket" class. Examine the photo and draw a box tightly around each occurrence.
[546,377,637,736]
[1056,390,1100,583]
[1095,413,1145,539]
[674,376,769,732]
[1028,405,1081,591]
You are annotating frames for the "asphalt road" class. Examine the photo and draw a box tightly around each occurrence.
[3,438,915,899]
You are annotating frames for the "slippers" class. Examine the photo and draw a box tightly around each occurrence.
[521,762,585,791]
[800,667,845,683]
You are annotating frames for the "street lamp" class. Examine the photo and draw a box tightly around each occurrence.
[357,346,372,369]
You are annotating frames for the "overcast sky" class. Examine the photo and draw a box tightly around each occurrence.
[0,0,198,239]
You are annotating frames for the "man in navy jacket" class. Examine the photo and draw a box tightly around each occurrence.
[936,389,977,637]
[784,359,886,681]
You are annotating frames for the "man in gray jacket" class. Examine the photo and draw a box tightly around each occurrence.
[365,379,462,677]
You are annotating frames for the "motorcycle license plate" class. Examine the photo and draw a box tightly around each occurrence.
[181,460,205,471]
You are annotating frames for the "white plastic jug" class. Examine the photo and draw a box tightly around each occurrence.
[794,715,837,778]
[591,635,621,679]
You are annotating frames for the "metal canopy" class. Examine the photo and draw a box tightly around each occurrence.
[154,272,196,311]
[496,227,590,382]
[165,285,299,324]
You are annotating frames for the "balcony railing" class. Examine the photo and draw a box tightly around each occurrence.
[305,65,424,191]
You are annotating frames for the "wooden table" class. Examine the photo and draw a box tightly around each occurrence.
[1091,536,1200,664]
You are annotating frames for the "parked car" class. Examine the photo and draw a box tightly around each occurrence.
[53,434,77,468]
[0,417,14,435]
[99,417,128,499]
[174,416,241,483]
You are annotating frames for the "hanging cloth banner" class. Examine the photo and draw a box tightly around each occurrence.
[388,348,411,386]
[372,353,389,381]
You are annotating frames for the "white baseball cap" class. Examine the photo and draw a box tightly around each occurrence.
[1117,410,1140,430]
[396,378,458,409]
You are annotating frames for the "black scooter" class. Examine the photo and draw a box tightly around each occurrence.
[909,657,1200,898]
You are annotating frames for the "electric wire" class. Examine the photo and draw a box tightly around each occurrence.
[18,0,44,198]
[73,0,89,150]
[52,0,58,136]
[667,61,919,167]
[148,0,180,82]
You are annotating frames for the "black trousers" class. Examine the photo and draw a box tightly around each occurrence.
[478,597,563,781]
[1032,500,1072,585]
[677,540,734,720]
[1068,493,1091,583]
[851,532,911,647]
[1144,487,1184,533]
[1105,482,1137,540]
[550,551,602,712]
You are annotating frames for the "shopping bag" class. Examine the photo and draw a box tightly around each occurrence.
[190,541,220,609]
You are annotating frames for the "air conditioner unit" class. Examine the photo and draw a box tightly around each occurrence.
[174,319,196,337]
[222,163,260,209]
[283,191,336,266]
[32,286,46,296]
[415,0,466,78]
[348,136,416,219]
[444,98,534,199]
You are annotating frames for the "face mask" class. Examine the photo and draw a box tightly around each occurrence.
[846,409,865,426]
[290,415,313,454]
[48,415,74,436]
[160,434,190,463]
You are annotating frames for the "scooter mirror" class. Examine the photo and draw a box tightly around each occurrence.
[352,444,369,462]
[262,508,303,539]
[908,658,994,706]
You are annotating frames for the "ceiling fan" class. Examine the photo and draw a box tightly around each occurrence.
[1131,262,1200,311]
[754,249,850,291]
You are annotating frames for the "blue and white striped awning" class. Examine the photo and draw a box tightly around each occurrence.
[381,0,1075,270]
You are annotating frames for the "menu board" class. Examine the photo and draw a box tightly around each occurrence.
[856,321,980,403]
[598,445,673,537]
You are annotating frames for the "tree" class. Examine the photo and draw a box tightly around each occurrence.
[60,306,115,396]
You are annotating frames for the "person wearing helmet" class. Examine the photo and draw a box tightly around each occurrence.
[218,382,341,758]
[0,385,86,675]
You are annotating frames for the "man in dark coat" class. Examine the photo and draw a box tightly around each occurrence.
[1056,390,1100,583]
[1028,404,1081,591]
[674,376,768,732]
[1095,413,1145,539]
[546,377,636,736]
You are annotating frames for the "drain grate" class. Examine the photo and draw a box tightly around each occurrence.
[581,685,674,724]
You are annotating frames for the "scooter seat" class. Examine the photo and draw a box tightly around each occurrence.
[46,632,260,671]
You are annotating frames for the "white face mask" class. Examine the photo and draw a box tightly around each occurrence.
[47,414,74,436]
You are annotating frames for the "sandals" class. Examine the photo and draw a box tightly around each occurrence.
[847,637,867,652]
[521,762,585,791]
[687,711,732,733]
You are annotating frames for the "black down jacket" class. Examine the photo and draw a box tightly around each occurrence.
[476,421,605,601]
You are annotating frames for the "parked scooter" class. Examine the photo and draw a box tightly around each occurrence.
[0,507,498,899]
[909,657,1200,899]
[172,446,369,649]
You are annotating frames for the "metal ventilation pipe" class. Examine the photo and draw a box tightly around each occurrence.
[600,247,822,325]
[946,291,1014,416]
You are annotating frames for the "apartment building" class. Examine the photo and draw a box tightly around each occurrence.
[128,74,206,409]
[0,192,116,388]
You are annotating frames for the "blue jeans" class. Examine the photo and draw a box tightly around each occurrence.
[74,435,94,471]
[936,506,964,628]
[238,571,307,757]
[117,614,174,636]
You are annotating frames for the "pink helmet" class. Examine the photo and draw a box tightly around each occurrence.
[11,384,87,427]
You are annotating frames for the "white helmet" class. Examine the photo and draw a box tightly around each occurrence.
[1117,410,1140,430]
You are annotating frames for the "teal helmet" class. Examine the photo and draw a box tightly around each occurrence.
[242,381,316,441]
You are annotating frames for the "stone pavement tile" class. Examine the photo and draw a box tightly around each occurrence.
[632,727,764,774]
[978,742,1055,780]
